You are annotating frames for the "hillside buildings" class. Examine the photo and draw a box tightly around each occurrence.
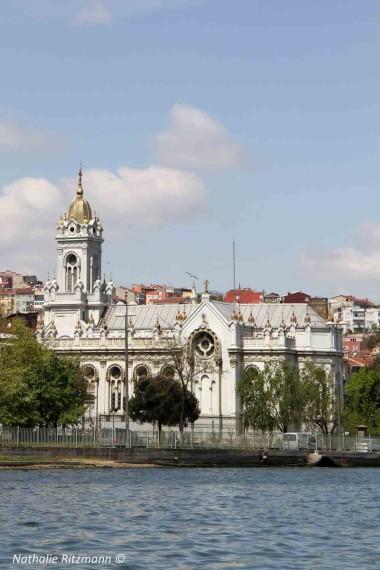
[0,271,42,318]
[329,295,380,333]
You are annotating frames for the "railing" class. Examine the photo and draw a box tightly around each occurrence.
[0,426,378,452]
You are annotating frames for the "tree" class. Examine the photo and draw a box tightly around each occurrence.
[129,375,200,438]
[301,362,337,436]
[0,317,91,427]
[266,364,304,433]
[166,333,212,433]
[238,367,274,432]
[237,363,304,433]
[343,367,380,434]
[362,331,380,351]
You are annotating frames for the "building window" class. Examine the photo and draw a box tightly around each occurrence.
[107,365,123,412]
[66,253,79,293]
[245,366,260,378]
[109,365,122,380]
[193,332,215,359]
[161,365,175,380]
[134,365,149,383]
[82,365,96,380]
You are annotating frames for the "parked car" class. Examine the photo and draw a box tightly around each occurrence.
[282,432,316,450]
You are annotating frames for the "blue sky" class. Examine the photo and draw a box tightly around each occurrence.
[1,0,380,299]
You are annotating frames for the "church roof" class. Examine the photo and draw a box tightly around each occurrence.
[103,303,196,330]
[103,301,327,331]
[67,167,92,224]
[212,302,326,327]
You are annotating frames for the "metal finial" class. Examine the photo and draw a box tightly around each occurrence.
[77,163,83,196]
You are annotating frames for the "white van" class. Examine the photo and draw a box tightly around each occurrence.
[282,432,316,450]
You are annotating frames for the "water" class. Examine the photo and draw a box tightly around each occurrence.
[1,467,379,570]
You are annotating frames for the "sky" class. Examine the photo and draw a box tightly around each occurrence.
[1,0,380,299]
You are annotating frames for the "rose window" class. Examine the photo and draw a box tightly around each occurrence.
[194,332,215,358]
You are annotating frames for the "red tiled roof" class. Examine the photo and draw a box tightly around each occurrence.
[152,297,189,305]
[224,289,263,303]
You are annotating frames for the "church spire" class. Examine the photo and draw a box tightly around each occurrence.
[77,163,83,197]
[68,165,92,223]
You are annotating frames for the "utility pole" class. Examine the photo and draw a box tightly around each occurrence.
[124,300,130,434]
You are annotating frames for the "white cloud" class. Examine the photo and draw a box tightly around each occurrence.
[0,178,63,275]
[303,222,380,287]
[0,166,206,274]
[0,178,63,244]
[76,1,112,26]
[154,104,244,169]
[81,166,206,227]
[0,118,55,150]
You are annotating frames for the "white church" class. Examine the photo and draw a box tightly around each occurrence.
[38,170,344,430]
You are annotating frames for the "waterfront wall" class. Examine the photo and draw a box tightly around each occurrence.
[3,446,380,467]
[1,446,307,467]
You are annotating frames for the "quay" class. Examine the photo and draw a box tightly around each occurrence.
[1,447,380,468]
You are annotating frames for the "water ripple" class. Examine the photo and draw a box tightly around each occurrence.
[1,468,380,569]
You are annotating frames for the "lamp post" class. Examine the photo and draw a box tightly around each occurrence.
[124,300,130,434]
[111,404,118,446]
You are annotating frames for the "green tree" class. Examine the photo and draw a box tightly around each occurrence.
[0,317,91,427]
[238,367,274,432]
[363,332,380,351]
[343,367,380,434]
[166,334,211,434]
[129,375,200,437]
[266,363,304,433]
[238,363,304,433]
[301,362,337,436]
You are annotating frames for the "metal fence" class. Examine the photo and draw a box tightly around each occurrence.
[0,426,379,452]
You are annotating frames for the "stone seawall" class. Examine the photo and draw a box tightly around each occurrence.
[2,447,380,467]
[1,446,307,467]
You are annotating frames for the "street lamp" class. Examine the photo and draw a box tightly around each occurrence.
[124,300,130,434]
[110,404,119,446]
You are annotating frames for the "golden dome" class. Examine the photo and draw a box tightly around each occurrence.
[67,167,92,224]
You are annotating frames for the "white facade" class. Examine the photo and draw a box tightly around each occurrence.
[43,172,110,338]
[33,286,45,312]
[15,290,34,313]
[339,306,380,333]
[39,173,344,430]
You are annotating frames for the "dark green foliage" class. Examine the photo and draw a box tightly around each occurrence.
[238,367,274,432]
[129,374,200,431]
[301,362,337,435]
[238,363,304,433]
[0,318,90,427]
[238,362,339,434]
[343,367,380,434]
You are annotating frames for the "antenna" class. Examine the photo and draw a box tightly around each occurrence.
[233,238,237,306]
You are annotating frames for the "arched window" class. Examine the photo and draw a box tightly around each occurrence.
[109,365,122,380]
[135,365,149,383]
[65,253,79,293]
[108,365,123,412]
[245,366,260,380]
[81,365,97,406]
[82,365,96,381]
[161,365,175,380]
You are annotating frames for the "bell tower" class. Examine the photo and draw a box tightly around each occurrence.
[56,167,103,295]
[43,168,109,337]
